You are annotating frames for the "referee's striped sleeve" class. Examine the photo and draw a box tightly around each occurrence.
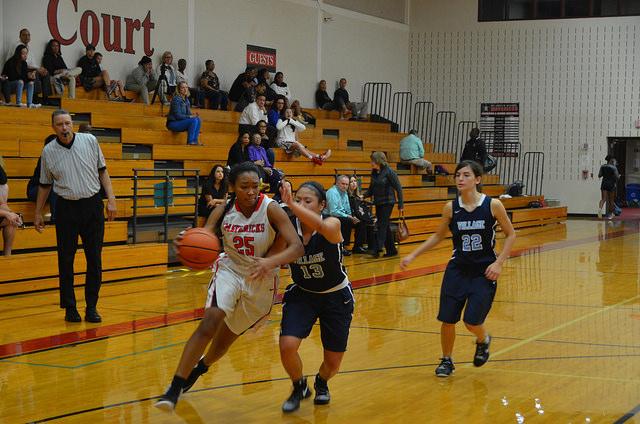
[39,148,53,185]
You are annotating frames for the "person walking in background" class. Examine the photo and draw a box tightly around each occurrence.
[364,151,403,258]
[34,110,117,323]
[166,81,202,145]
[598,155,620,219]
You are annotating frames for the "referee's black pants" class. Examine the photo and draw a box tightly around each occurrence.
[55,193,104,310]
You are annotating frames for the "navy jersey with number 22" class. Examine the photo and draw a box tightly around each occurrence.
[449,194,497,268]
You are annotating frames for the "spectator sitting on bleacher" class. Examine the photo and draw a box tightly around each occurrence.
[93,53,129,101]
[2,44,40,107]
[77,45,128,101]
[400,129,432,172]
[326,174,359,256]
[227,132,251,168]
[270,72,291,103]
[125,56,164,105]
[198,164,228,218]
[249,133,282,193]
[290,100,309,125]
[460,127,487,168]
[6,28,51,106]
[199,59,228,110]
[257,68,277,101]
[42,39,81,99]
[348,176,373,253]
[238,93,268,134]
[156,51,177,106]
[228,67,256,104]
[166,81,202,146]
[0,161,23,256]
[176,59,203,108]
[276,108,331,165]
[0,75,6,104]
[233,82,255,112]
[315,80,335,110]
[256,120,276,166]
[268,95,286,127]
[334,78,367,120]
[27,134,58,222]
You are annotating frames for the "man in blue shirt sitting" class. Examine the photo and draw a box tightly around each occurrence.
[400,130,432,172]
[325,175,360,256]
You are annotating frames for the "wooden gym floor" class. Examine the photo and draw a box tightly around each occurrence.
[0,219,638,423]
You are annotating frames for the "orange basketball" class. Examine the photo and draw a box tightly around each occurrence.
[175,228,221,270]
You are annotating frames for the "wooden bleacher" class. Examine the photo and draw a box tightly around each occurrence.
[0,97,565,296]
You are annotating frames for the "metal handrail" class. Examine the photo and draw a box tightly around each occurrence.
[132,168,200,243]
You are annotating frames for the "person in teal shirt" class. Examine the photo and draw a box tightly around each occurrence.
[325,175,359,256]
[400,130,432,171]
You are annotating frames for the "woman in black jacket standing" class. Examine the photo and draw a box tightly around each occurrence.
[460,128,487,168]
[364,152,404,258]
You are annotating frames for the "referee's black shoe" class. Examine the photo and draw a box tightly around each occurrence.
[64,308,81,323]
[313,374,330,405]
[473,334,491,367]
[282,378,311,413]
[85,308,102,323]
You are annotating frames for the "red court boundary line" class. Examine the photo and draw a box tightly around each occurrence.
[0,224,637,359]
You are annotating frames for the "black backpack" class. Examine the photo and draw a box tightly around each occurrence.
[507,181,524,197]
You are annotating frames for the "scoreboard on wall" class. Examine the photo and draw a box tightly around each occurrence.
[480,103,520,157]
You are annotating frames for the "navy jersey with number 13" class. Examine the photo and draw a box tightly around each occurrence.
[449,194,497,268]
[289,216,349,292]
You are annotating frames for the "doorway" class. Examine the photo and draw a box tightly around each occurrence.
[607,137,640,207]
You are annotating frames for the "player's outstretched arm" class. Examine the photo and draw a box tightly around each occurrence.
[400,201,453,270]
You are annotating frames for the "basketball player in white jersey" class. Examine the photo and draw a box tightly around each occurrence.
[155,162,303,411]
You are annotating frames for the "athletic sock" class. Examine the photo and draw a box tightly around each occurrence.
[168,375,187,397]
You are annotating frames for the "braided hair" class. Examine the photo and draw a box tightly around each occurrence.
[215,162,261,236]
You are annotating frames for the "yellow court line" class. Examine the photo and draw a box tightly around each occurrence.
[469,366,640,384]
[483,294,640,363]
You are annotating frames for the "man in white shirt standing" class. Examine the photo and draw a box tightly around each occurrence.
[34,110,117,323]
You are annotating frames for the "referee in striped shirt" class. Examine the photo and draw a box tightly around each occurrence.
[34,110,117,323]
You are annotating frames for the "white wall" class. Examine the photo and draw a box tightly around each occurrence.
[2,0,187,87]
[321,11,409,100]
[1,0,409,108]
[409,0,640,214]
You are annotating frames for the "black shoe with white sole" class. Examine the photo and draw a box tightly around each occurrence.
[473,334,491,367]
[313,374,330,405]
[282,378,312,413]
[435,357,455,377]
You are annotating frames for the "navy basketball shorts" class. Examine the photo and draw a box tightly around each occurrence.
[280,284,355,352]
[437,262,497,326]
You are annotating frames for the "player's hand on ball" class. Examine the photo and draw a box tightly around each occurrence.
[485,262,502,281]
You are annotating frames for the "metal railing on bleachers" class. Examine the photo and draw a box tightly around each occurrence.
[132,168,200,243]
